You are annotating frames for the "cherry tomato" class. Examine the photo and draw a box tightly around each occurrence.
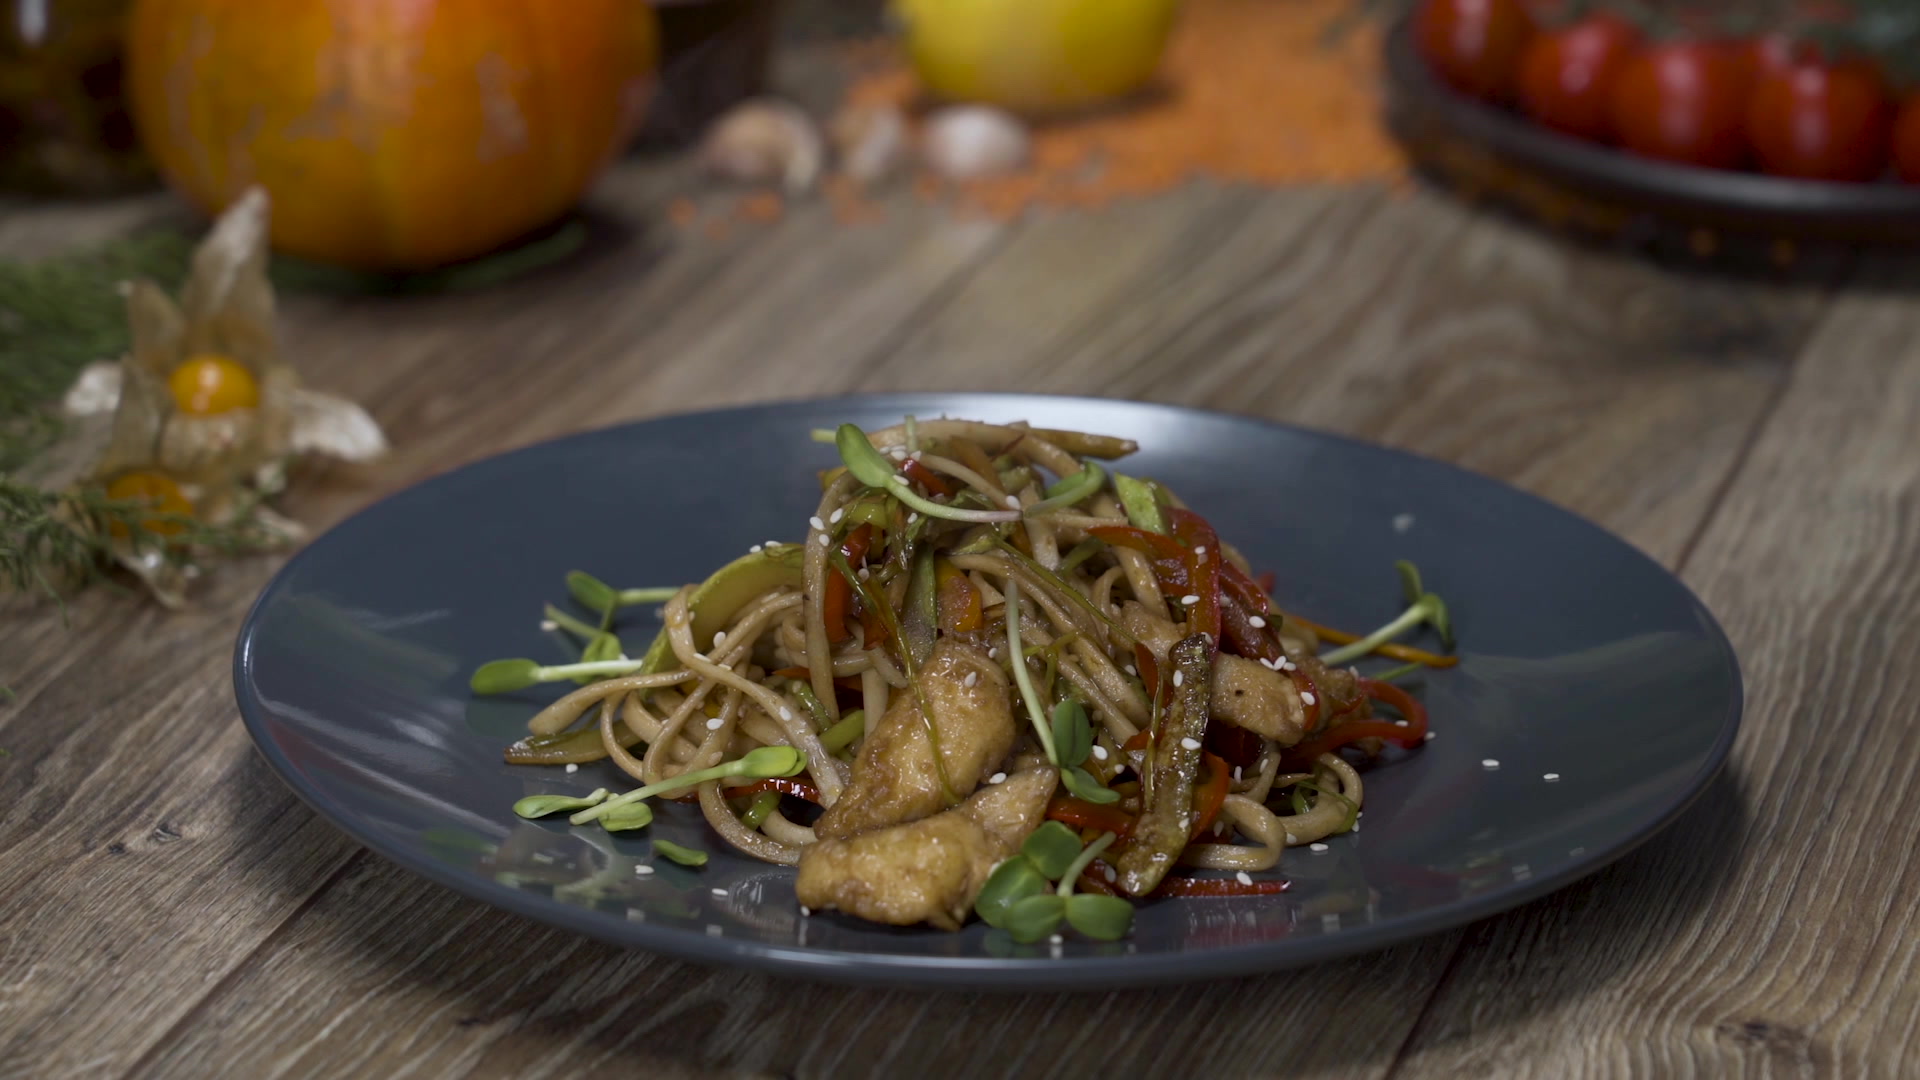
[1516,14,1641,140]
[1414,0,1536,102]
[1608,41,1749,170]
[167,353,261,416]
[1895,95,1920,183]
[1747,57,1892,181]
[104,471,194,539]
[1736,34,1801,92]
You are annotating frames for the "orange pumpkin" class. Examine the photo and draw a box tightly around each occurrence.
[126,0,659,271]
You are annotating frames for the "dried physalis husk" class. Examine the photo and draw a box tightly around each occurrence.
[921,106,1030,181]
[57,185,390,606]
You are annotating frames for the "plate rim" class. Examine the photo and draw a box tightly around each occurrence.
[232,391,1745,990]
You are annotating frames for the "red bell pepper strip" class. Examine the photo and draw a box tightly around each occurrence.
[1087,523,1191,590]
[823,523,875,644]
[934,559,983,632]
[1189,751,1231,839]
[731,777,823,803]
[1283,677,1429,764]
[900,458,955,498]
[1133,641,1162,710]
[1046,795,1136,838]
[1167,509,1223,652]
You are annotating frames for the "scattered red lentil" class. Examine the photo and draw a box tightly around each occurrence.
[843,0,1404,220]
[671,0,1400,232]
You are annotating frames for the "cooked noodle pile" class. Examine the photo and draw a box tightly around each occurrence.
[497,418,1439,911]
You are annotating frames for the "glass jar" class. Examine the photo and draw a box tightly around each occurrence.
[1,0,151,196]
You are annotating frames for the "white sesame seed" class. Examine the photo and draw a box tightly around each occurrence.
[750,544,763,553]
[964,671,978,688]
[1232,766,1243,781]
[1125,664,1137,675]
[809,516,826,531]
[830,508,845,524]
[1310,843,1329,853]
[1248,616,1267,628]
[1482,758,1501,769]
[1091,745,1109,761]
[635,864,655,875]
[766,540,782,548]
[1544,772,1561,782]
[1570,846,1587,857]
[712,630,727,647]
[989,772,1007,784]
[1194,546,1207,556]
[706,925,722,937]
[889,447,908,460]
[1006,495,1022,509]
[711,887,728,897]
[1393,513,1415,534]
[987,647,998,659]
[706,717,724,731]
[1423,731,1436,742]
[1180,594,1200,606]
[817,534,831,547]
[1235,871,1253,886]
[907,512,919,524]
[800,905,811,916]
[1179,737,1202,751]
[780,708,793,721]
[564,763,579,774]
[857,567,871,580]
[1104,865,1117,883]
[1173,670,1185,687]
[1049,934,1063,945]
[1300,691,1317,706]
[539,619,558,632]
[1351,822,1360,832]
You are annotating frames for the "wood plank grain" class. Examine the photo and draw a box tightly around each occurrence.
[1390,260,1920,1079]
[0,160,1006,1079]
[126,851,1453,1080]
[112,185,1831,1080]
[857,184,1842,564]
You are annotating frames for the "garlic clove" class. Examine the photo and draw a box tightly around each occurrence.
[831,103,910,187]
[698,98,825,195]
[921,106,1030,181]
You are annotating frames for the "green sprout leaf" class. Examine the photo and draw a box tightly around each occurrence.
[600,800,655,832]
[566,571,680,613]
[835,422,899,488]
[1021,821,1085,880]
[1060,766,1121,805]
[1065,893,1136,941]
[1051,699,1093,767]
[975,855,1050,928]
[471,659,543,694]
[1005,893,1068,944]
[512,788,609,819]
[653,839,708,867]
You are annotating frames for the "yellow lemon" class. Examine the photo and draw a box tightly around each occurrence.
[893,0,1182,115]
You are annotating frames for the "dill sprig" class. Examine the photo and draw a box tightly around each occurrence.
[0,231,197,474]
[0,477,286,601]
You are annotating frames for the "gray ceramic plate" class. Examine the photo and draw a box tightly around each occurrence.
[234,394,1742,990]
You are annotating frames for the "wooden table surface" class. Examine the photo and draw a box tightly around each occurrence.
[6,84,1920,1079]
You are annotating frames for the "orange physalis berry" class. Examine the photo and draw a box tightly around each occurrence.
[167,353,260,416]
[103,471,195,539]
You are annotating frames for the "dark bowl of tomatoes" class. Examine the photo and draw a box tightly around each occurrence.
[1383,1,1920,256]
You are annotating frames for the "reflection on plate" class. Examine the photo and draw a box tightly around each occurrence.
[235,394,1742,989]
